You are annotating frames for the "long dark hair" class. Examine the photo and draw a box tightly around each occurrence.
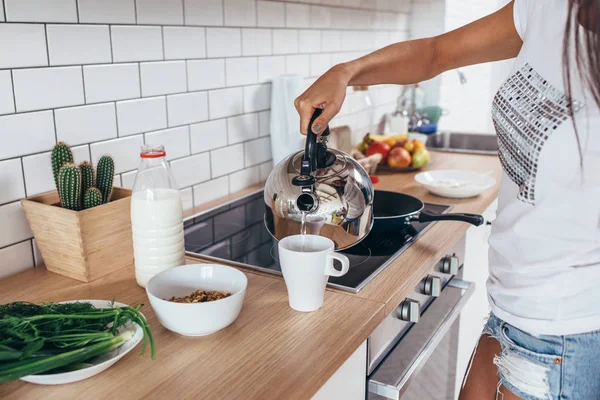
[563,0,599,163]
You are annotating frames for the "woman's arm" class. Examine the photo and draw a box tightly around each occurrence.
[295,1,523,134]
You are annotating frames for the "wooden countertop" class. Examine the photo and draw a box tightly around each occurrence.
[0,151,501,400]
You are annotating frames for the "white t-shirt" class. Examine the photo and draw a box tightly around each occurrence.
[487,0,600,335]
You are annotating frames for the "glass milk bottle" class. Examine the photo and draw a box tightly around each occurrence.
[131,144,185,288]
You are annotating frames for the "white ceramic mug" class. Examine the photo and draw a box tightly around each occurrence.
[278,235,350,312]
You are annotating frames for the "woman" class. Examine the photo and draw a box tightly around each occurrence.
[294,1,600,399]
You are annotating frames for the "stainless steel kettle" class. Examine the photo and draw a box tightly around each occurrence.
[264,109,374,250]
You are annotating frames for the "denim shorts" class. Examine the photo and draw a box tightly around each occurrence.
[483,313,600,400]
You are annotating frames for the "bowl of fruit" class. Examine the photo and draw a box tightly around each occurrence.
[355,133,432,172]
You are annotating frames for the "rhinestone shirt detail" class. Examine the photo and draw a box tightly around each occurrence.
[491,63,583,204]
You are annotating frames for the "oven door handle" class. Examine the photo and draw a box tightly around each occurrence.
[368,279,475,400]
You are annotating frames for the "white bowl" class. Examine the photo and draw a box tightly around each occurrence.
[415,169,496,198]
[146,264,248,336]
[21,300,144,385]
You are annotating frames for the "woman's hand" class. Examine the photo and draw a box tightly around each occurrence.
[294,63,353,135]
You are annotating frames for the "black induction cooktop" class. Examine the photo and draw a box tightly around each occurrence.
[183,190,451,293]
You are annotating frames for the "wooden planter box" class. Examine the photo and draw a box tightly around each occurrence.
[21,187,133,283]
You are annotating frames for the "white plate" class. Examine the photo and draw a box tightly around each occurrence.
[20,300,144,385]
[415,169,496,198]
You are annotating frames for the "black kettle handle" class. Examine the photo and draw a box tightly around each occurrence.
[413,210,484,226]
[293,108,327,186]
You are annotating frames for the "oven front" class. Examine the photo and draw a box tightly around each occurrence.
[367,237,474,400]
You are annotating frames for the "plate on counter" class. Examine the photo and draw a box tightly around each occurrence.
[20,300,144,385]
[415,169,496,198]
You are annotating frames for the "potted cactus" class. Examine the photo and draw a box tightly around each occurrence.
[21,142,134,283]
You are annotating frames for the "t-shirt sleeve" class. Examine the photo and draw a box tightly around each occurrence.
[512,0,532,40]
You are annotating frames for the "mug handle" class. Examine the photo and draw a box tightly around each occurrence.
[325,252,350,277]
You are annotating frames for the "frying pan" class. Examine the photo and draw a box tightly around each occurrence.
[370,190,484,234]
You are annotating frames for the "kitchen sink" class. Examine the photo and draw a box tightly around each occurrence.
[425,131,498,155]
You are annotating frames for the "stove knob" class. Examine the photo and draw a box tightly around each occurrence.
[397,299,420,323]
[441,255,459,275]
[423,275,441,297]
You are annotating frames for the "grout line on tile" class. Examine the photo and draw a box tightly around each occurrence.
[80,66,87,104]
[182,0,186,25]
[0,237,34,252]
[52,110,58,144]
[44,24,50,66]
[133,0,138,24]
[9,70,16,112]
[161,26,166,60]
[19,157,28,198]
[75,0,80,23]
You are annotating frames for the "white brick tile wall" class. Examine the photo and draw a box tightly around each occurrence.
[245,137,271,166]
[310,53,333,77]
[78,0,136,24]
[145,126,190,161]
[299,30,321,54]
[140,61,187,96]
[121,170,137,189]
[167,92,209,126]
[0,71,14,115]
[0,159,25,204]
[91,135,144,174]
[259,160,274,182]
[0,0,413,272]
[258,56,286,83]
[136,0,184,25]
[170,153,211,188]
[258,110,270,136]
[5,0,77,23]
[164,27,206,60]
[1,111,55,160]
[116,97,167,136]
[211,144,244,177]
[242,29,272,56]
[111,26,163,62]
[180,187,194,211]
[47,25,112,66]
[0,241,34,279]
[22,145,89,196]
[0,24,48,69]
[187,59,226,91]
[83,64,141,103]
[321,31,342,52]
[310,6,332,28]
[243,84,271,112]
[273,29,298,55]
[0,201,33,248]
[55,103,118,146]
[286,54,310,77]
[190,119,228,153]
[227,113,258,144]
[257,1,284,28]
[209,87,243,119]
[226,58,258,87]
[184,0,223,26]
[224,0,256,27]
[193,176,229,206]
[285,4,310,28]
[13,66,84,112]
[229,166,260,192]
[206,28,242,58]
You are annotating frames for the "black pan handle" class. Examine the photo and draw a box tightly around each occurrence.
[413,210,484,226]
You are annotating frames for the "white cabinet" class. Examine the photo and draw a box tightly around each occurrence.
[311,341,367,400]
[453,198,497,399]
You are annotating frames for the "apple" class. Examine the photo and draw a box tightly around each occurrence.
[411,148,431,168]
[387,147,412,168]
[366,142,391,164]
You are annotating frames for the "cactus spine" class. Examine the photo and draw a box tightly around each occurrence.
[58,163,82,211]
[96,155,115,204]
[79,161,95,207]
[84,187,103,209]
[51,142,74,191]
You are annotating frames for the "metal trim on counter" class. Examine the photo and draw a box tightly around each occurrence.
[368,279,475,400]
